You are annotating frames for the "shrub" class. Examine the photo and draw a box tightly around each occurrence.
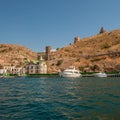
[79,66,84,72]
[101,44,110,49]
[56,60,63,66]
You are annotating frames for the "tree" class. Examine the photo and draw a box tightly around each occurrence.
[56,60,63,66]
[79,66,84,72]
[90,65,99,72]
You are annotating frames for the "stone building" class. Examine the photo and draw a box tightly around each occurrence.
[0,66,25,75]
[45,46,51,60]
[99,27,106,34]
[26,56,47,74]
[74,37,80,44]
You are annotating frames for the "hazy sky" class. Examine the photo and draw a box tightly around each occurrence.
[0,0,120,52]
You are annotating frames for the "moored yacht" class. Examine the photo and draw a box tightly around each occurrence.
[59,66,81,78]
[94,72,107,77]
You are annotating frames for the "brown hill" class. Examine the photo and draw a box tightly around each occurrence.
[47,29,120,73]
[0,29,120,73]
[0,44,37,67]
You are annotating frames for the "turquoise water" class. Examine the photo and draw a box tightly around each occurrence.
[0,77,120,120]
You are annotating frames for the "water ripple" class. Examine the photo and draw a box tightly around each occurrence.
[0,77,120,120]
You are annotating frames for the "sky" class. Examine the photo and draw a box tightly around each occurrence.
[0,0,120,52]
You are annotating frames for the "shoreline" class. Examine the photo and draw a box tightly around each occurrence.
[1,72,120,78]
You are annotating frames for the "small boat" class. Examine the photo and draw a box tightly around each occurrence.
[59,66,81,78]
[94,72,107,77]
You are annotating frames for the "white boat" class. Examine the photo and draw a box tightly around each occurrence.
[59,66,81,78]
[94,72,107,77]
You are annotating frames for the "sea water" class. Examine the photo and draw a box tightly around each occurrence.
[0,77,120,120]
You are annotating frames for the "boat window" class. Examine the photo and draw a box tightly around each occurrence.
[64,71,73,73]
[74,71,79,74]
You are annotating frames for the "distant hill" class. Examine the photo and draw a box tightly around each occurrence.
[47,29,120,73]
[0,44,37,67]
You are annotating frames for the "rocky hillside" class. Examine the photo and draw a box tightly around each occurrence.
[0,44,37,67]
[47,29,120,73]
[0,29,120,73]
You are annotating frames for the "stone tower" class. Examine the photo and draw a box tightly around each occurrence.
[99,27,106,34]
[46,46,51,60]
[74,37,80,44]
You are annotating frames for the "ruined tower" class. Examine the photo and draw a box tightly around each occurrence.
[99,27,106,34]
[45,46,51,60]
[74,37,80,44]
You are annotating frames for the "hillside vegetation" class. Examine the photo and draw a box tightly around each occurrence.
[47,29,120,73]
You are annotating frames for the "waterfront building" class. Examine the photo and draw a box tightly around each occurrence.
[0,66,25,75]
[26,56,47,74]
[0,68,7,74]
[11,67,25,75]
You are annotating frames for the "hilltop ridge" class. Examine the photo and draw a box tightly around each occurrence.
[47,29,120,73]
[0,29,120,73]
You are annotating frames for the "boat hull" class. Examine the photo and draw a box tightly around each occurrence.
[59,66,81,78]
[94,73,107,77]
[59,72,81,78]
